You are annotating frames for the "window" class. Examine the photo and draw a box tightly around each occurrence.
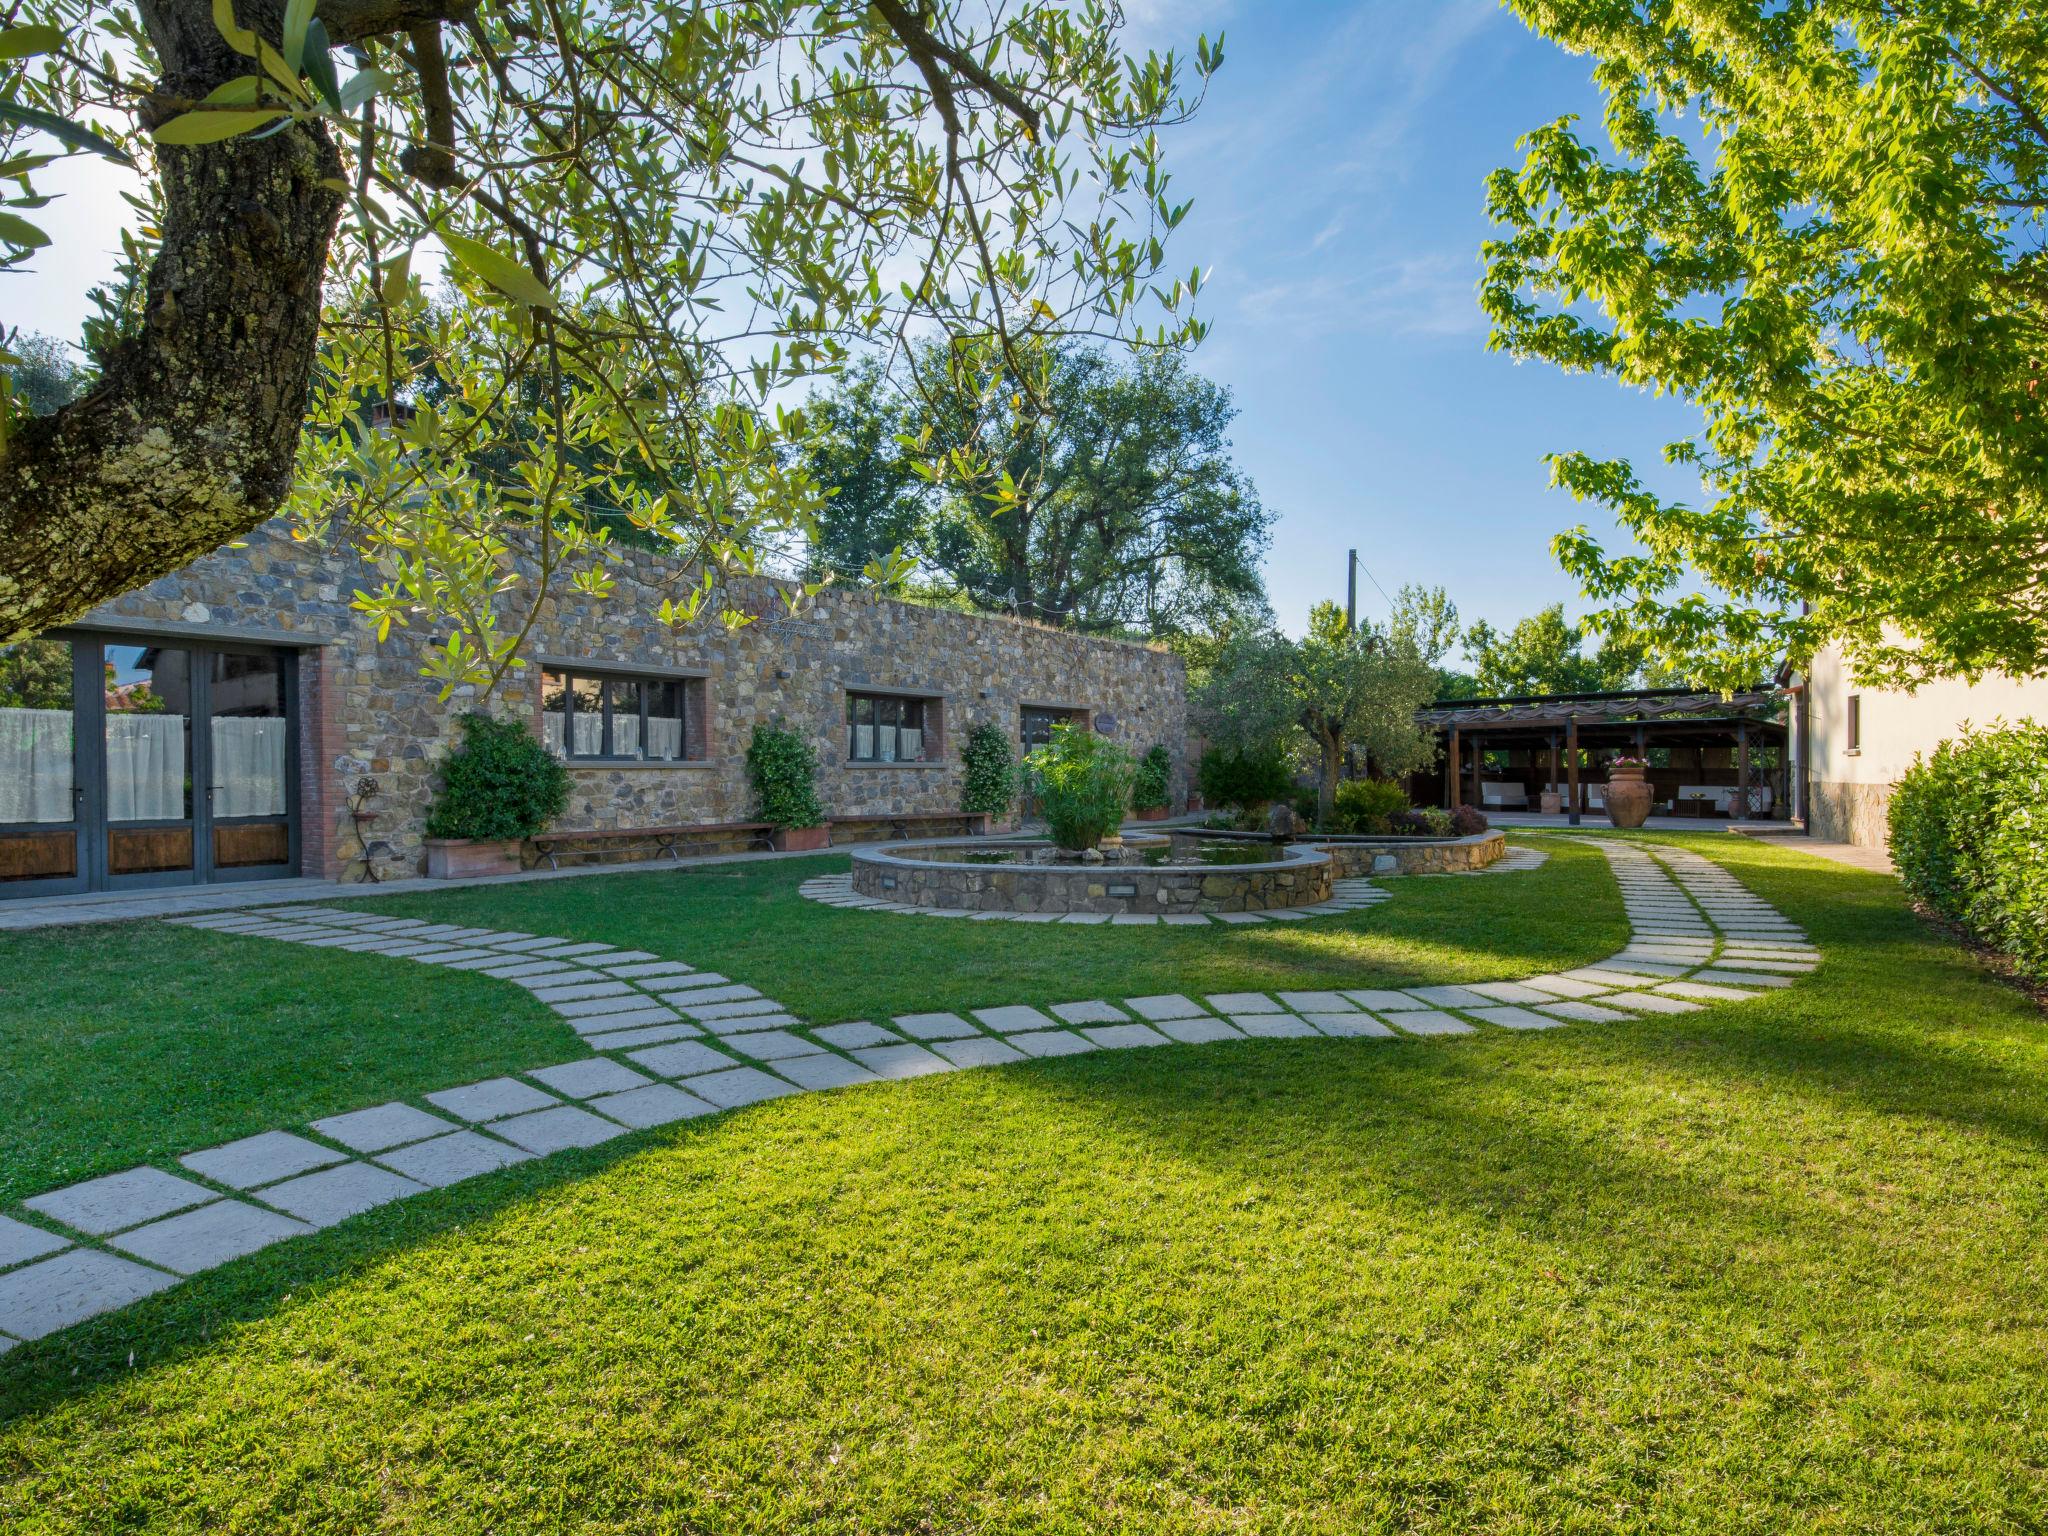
[1021,705,1087,749]
[847,692,931,763]
[1846,694,1861,753]
[541,668,697,761]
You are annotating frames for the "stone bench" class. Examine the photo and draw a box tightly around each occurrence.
[525,821,775,870]
[828,811,991,844]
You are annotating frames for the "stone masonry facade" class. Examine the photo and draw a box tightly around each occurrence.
[77,522,1188,882]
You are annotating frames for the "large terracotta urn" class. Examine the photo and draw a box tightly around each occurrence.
[1605,762,1653,829]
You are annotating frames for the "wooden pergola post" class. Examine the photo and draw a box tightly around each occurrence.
[1470,733,1484,810]
[1566,714,1581,826]
[1447,725,1460,810]
[1737,720,1751,821]
[1548,733,1561,815]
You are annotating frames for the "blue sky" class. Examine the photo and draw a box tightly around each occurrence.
[1126,0,1703,640]
[8,0,1705,648]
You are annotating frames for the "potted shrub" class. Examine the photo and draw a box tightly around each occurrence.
[1605,754,1653,829]
[748,722,829,850]
[960,721,1018,831]
[1131,744,1172,821]
[1023,723,1135,852]
[424,713,569,877]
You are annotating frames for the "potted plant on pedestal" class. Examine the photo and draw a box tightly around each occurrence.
[748,722,829,850]
[423,714,570,877]
[961,721,1018,832]
[1605,755,1654,829]
[1131,744,1172,821]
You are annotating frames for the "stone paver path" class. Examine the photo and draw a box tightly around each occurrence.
[0,837,1814,1350]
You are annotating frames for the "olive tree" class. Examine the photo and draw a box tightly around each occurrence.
[0,1,1217,689]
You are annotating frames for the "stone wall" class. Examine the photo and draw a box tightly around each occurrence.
[850,840,1333,914]
[1306,831,1507,878]
[1809,780,1893,849]
[77,521,1188,881]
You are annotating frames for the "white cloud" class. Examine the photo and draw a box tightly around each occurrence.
[1237,252,1486,340]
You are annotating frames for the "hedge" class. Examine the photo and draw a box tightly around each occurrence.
[1888,720,2048,981]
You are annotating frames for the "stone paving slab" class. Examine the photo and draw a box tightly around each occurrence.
[931,1036,1028,1069]
[773,1053,882,1091]
[108,1199,314,1273]
[1210,911,1268,924]
[527,1059,653,1099]
[1009,1029,1100,1058]
[562,1006,682,1036]
[724,1029,822,1060]
[1162,914,1212,926]
[605,961,696,979]
[1710,958,1816,972]
[674,993,775,1018]
[1081,1023,1170,1050]
[0,1249,182,1339]
[1302,1013,1396,1038]
[1466,1006,1566,1031]
[527,942,614,959]
[256,1163,429,1227]
[491,1105,630,1155]
[972,1005,1059,1034]
[1341,989,1421,1011]
[1123,994,1205,1021]
[1382,1010,1475,1036]
[375,1131,534,1188]
[1402,985,1497,1010]
[550,994,672,1021]
[1109,914,1158,926]
[813,1022,900,1050]
[1658,981,1765,1003]
[1517,975,1610,999]
[310,1102,459,1154]
[25,1167,219,1236]
[850,1044,956,1079]
[583,1023,704,1051]
[530,980,637,1006]
[1153,1016,1243,1045]
[0,1214,69,1269]
[1205,992,1282,1014]
[587,1084,718,1128]
[1533,1000,1634,1023]
[1056,912,1111,924]
[626,1038,741,1077]
[893,1011,982,1041]
[698,1012,801,1035]
[1048,1001,1128,1025]
[1465,981,1556,1005]
[1690,967,1794,988]
[1232,1013,1321,1039]
[682,1066,804,1108]
[509,969,607,991]
[1600,991,1705,1015]
[180,1131,348,1190]
[648,972,732,993]
[426,1077,563,1123]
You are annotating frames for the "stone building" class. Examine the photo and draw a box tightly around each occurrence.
[0,522,1188,896]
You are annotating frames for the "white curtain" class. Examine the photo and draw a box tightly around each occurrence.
[106,714,186,822]
[211,717,287,817]
[898,726,922,762]
[645,716,683,760]
[0,707,73,823]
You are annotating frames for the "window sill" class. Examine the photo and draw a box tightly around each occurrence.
[1844,747,1861,758]
[564,758,715,771]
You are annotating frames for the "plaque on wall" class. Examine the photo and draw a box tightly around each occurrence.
[1093,713,1118,734]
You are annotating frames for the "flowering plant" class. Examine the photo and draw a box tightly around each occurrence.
[1607,755,1650,771]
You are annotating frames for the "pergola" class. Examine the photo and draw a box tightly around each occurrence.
[1412,686,1789,825]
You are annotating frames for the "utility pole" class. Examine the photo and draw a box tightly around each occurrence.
[1346,549,1357,631]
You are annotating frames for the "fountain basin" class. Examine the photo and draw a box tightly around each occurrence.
[849,836,1333,915]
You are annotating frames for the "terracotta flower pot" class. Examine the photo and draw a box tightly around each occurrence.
[772,824,832,852]
[1133,806,1168,822]
[1538,790,1563,815]
[424,837,523,879]
[1604,767,1653,829]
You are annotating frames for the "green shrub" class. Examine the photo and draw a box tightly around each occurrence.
[1196,745,1292,809]
[1024,723,1135,851]
[960,722,1017,818]
[1331,778,1408,834]
[747,722,825,829]
[1890,720,2048,980]
[1133,744,1173,811]
[425,713,569,842]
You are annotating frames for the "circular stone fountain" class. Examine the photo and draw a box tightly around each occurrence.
[849,835,1333,916]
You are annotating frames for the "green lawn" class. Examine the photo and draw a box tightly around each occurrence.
[5,834,2048,1532]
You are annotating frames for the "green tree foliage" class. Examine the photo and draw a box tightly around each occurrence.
[1390,583,1475,699]
[425,713,569,842]
[959,721,1017,819]
[1889,721,2048,981]
[1195,602,1439,824]
[1463,603,1651,696]
[1022,722,1134,851]
[1487,2,2048,689]
[746,723,824,831]
[1194,744,1293,811]
[0,3,1218,679]
[0,635,71,708]
[0,331,88,419]
[1330,778,1409,835]
[810,340,1272,639]
[1132,743,1172,811]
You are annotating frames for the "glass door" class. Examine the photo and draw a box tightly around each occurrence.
[102,643,198,888]
[205,648,294,880]
[0,637,88,896]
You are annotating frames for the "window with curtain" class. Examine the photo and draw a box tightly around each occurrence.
[540,668,696,761]
[846,692,930,763]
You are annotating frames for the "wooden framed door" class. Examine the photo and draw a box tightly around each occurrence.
[0,636,91,897]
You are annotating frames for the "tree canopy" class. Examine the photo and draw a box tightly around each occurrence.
[1463,602,1654,697]
[1488,1,2048,689]
[1194,601,1438,823]
[0,1,1217,689]
[803,340,1272,639]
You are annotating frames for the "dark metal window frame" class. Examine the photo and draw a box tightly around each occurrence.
[846,690,932,764]
[542,665,695,763]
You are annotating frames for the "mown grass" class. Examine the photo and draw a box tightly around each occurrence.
[3,834,2047,1531]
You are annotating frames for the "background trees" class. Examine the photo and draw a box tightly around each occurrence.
[1462,603,1655,696]
[803,341,1273,641]
[0,2,1217,686]
[1490,1,2048,689]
